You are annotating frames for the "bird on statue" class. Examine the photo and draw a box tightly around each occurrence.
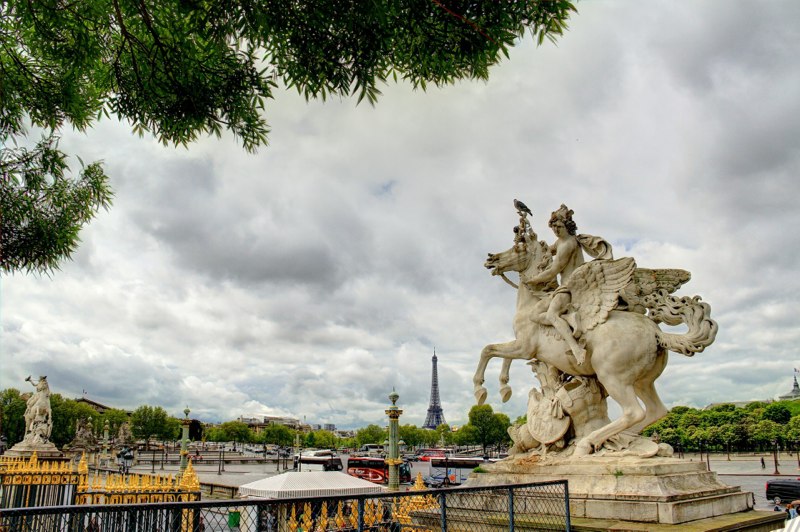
[513,199,532,217]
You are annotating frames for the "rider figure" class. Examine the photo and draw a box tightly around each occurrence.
[24,375,52,438]
[525,205,588,365]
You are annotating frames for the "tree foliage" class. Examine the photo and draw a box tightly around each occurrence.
[0,0,576,273]
[0,137,112,274]
[459,404,510,453]
[355,424,386,447]
[130,405,175,447]
[258,423,294,447]
[643,401,800,452]
[99,408,132,436]
[49,394,99,447]
[763,403,792,425]
[305,429,337,449]
[0,388,26,445]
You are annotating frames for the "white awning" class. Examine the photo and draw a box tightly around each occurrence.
[238,471,386,499]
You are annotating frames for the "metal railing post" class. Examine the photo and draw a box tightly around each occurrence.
[357,497,365,532]
[508,486,515,532]
[439,491,447,532]
[564,480,572,532]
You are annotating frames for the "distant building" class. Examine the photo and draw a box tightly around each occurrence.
[704,371,800,410]
[238,415,308,434]
[74,397,130,415]
[704,400,768,410]
[779,372,800,401]
[323,424,336,432]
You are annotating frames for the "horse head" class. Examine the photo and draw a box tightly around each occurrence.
[485,241,532,277]
[485,235,552,287]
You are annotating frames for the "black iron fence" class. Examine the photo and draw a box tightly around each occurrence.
[0,480,570,531]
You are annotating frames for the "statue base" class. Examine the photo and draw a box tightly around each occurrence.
[466,455,754,525]
[4,441,63,459]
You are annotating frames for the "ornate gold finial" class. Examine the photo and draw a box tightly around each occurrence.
[301,503,313,531]
[78,452,89,475]
[179,458,200,493]
[335,501,346,529]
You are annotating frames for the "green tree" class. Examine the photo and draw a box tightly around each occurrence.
[0,388,27,445]
[50,395,100,448]
[463,405,509,454]
[100,408,131,435]
[260,423,294,447]
[306,429,337,449]
[763,403,792,425]
[452,424,478,447]
[215,421,253,444]
[1,139,112,274]
[750,419,784,451]
[435,424,454,446]
[786,415,800,463]
[1,1,576,273]
[355,424,386,447]
[420,429,441,447]
[398,424,424,448]
[130,405,172,449]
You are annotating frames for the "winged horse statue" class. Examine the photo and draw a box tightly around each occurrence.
[473,203,717,457]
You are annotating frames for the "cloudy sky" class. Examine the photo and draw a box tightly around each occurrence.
[2,1,799,430]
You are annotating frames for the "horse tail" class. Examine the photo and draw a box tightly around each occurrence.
[646,289,718,356]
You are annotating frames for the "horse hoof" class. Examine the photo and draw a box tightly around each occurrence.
[474,387,488,405]
[574,440,593,457]
[500,385,512,403]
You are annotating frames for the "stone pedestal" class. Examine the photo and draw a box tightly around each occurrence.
[4,441,62,459]
[467,456,755,525]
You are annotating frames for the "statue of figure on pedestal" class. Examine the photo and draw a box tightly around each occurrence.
[5,375,61,457]
[23,375,52,444]
[116,421,135,448]
[476,201,717,458]
[66,417,99,452]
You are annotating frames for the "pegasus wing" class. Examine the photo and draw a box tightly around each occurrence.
[620,268,691,313]
[634,268,691,296]
[568,257,637,332]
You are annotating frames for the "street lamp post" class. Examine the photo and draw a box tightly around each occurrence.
[294,432,301,472]
[180,407,191,475]
[103,420,110,466]
[385,389,403,492]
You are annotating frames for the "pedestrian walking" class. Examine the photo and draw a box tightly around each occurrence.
[761,457,766,469]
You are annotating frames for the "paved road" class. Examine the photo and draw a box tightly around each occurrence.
[127,451,800,510]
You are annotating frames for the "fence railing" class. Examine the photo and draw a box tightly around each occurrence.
[0,480,570,532]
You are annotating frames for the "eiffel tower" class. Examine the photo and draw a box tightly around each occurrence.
[423,349,446,429]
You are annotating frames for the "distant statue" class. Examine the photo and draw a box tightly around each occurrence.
[116,422,135,448]
[476,201,717,457]
[66,417,98,451]
[23,376,52,444]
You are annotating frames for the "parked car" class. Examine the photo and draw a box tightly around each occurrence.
[766,478,800,503]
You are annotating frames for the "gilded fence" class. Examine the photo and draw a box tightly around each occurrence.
[0,452,200,509]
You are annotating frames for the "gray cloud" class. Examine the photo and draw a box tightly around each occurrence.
[3,1,799,429]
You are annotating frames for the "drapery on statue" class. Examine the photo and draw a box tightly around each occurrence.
[475,202,717,458]
[23,375,53,444]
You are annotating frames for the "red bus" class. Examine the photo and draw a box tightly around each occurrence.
[347,457,411,484]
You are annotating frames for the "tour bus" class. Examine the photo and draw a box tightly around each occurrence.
[347,456,412,484]
[292,453,343,472]
[357,444,384,456]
